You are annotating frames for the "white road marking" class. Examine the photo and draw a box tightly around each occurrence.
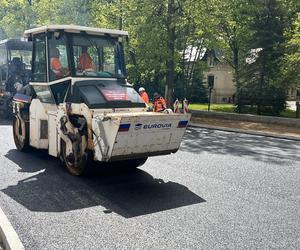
[0,207,24,250]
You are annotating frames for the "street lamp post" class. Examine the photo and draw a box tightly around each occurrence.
[207,75,214,111]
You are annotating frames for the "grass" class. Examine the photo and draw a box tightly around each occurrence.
[189,103,297,118]
[280,109,297,118]
[189,103,236,113]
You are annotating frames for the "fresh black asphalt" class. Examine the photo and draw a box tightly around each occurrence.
[0,119,299,249]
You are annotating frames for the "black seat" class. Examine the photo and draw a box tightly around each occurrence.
[10,57,23,75]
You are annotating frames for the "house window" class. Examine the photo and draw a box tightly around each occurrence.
[208,56,214,67]
[208,75,214,89]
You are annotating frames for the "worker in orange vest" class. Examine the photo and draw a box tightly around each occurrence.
[50,47,64,78]
[50,47,70,80]
[139,87,149,105]
[153,92,167,112]
[78,47,95,71]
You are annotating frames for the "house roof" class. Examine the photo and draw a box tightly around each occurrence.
[184,46,206,62]
[184,47,223,62]
[201,49,223,62]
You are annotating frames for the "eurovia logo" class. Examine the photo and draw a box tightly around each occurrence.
[135,123,143,130]
[135,123,172,130]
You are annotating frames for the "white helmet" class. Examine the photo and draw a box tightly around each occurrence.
[139,87,145,92]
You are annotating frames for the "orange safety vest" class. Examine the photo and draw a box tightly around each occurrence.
[154,97,167,112]
[140,91,149,104]
[78,53,94,71]
[51,57,64,77]
[51,58,62,71]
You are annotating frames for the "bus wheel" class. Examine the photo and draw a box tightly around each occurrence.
[61,141,89,176]
[13,116,29,151]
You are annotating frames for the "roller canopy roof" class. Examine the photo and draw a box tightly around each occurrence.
[0,38,32,51]
[24,25,129,38]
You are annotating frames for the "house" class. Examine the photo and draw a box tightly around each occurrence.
[201,49,236,103]
[287,85,299,101]
[184,47,236,103]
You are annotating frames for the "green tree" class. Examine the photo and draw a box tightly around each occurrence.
[238,0,288,114]
[0,0,34,39]
[91,0,217,106]
[33,0,91,26]
[215,0,253,94]
[280,12,300,89]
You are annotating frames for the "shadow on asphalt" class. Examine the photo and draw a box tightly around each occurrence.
[181,127,300,164]
[2,149,205,218]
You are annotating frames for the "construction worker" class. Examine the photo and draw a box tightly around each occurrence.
[50,47,67,79]
[153,92,167,112]
[139,87,149,105]
[78,47,95,71]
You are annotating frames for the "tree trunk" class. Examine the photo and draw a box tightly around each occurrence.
[165,0,176,108]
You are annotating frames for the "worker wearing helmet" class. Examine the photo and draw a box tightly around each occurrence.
[139,87,149,105]
[153,92,167,112]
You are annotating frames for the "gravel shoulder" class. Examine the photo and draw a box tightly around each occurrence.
[191,116,300,138]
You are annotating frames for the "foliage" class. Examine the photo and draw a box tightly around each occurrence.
[235,0,290,114]
[238,83,286,115]
[0,0,92,40]
[0,0,34,38]
[184,61,208,103]
[214,0,254,89]
[0,0,299,112]
[281,13,300,87]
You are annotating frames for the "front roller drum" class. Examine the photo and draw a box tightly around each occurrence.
[12,116,30,151]
[60,141,90,176]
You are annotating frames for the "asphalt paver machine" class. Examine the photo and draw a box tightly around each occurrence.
[12,25,191,175]
[0,38,32,117]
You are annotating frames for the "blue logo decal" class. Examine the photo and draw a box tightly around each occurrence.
[178,120,188,128]
[135,123,143,130]
[119,124,131,132]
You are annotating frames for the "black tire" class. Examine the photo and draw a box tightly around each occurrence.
[61,141,89,176]
[12,116,29,151]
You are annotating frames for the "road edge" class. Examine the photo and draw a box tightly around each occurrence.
[0,207,24,250]
[189,122,300,141]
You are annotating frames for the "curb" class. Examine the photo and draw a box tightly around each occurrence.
[189,122,300,142]
[0,207,24,250]
[190,110,300,128]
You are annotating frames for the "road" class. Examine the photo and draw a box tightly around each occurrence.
[0,119,299,249]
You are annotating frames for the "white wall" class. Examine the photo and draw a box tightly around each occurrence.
[203,63,236,103]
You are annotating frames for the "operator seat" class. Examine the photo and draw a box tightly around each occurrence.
[10,57,23,75]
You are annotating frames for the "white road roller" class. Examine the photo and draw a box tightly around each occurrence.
[12,25,191,175]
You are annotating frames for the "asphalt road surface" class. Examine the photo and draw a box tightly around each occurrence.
[0,119,299,249]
